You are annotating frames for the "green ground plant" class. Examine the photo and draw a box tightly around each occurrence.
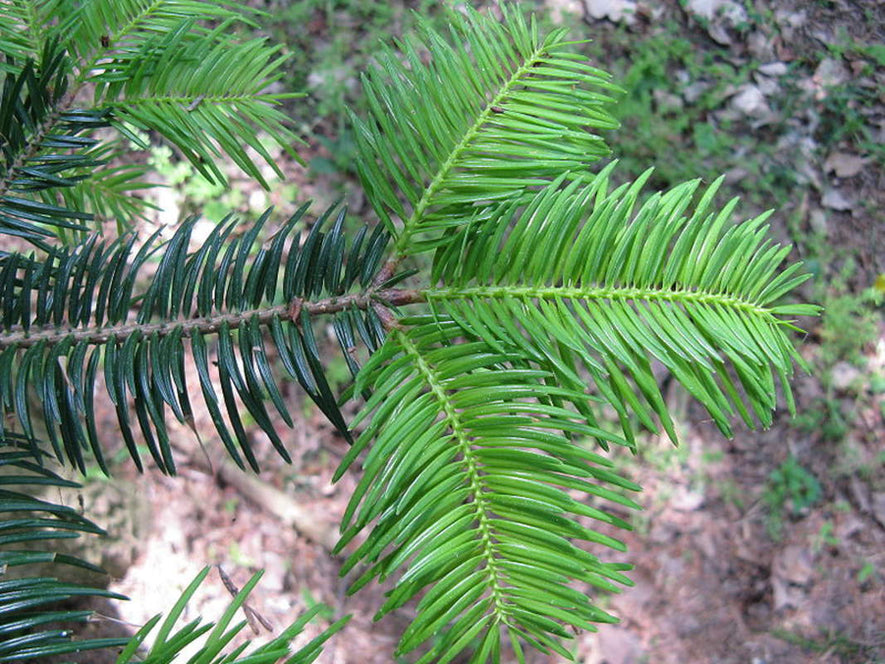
[763,455,822,539]
[772,626,883,662]
[0,2,817,662]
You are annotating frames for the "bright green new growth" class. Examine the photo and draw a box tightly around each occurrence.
[0,2,816,663]
[351,8,620,257]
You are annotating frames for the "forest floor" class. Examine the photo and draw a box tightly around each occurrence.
[58,1,884,663]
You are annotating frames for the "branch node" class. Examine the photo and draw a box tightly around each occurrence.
[372,302,402,332]
[287,297,303,323]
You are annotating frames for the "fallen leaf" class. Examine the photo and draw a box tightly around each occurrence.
[771,545,814,611]
[824,152,868,178]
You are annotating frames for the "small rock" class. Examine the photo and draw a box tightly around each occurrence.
[794,137,822,189]
[686,0,748,45]
[646,4,667,21]
[706,23,733,46]
[813,58,849,95]
[824,152,867,178]
[774,9,807,40]
[686,0,746,23]
[671,486,705,511]
[546,0,584,24]
[830,361,862,390]
[808,209,828,235]
[758,62,788,77]
[747,31,776,61]
[730,84,771,120]
[724,166,749,184]
[585,0,638,25]
[821,188,854,211]
[653,88,684,112]
[753,73,780,96]
[682,79,712,104]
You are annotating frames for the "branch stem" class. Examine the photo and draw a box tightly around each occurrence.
[0,89,78,202]
[388,40,553,264]
[0,288,425,350]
